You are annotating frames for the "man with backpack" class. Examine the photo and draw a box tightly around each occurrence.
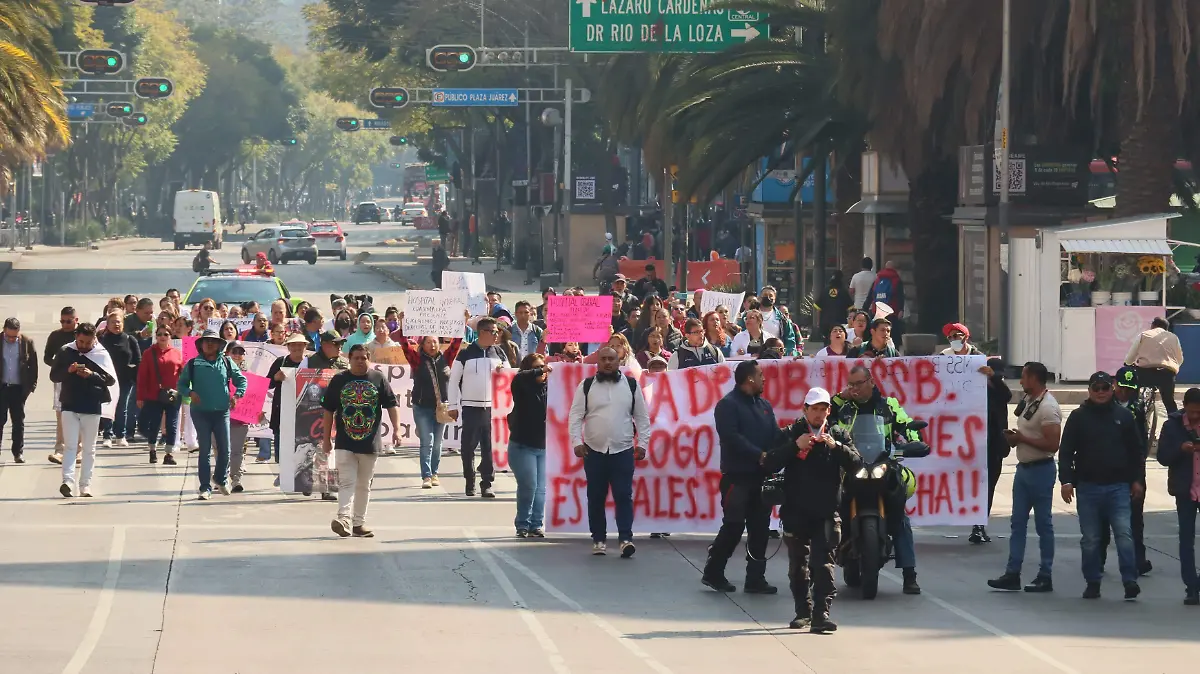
[177,329,247,500]
[192,241,214,274]
[668,317,726,369]
[568,346,651,558]
[867,261,906,338]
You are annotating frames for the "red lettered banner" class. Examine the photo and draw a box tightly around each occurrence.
[545,356,988,533]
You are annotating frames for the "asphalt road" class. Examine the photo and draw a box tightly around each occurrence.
[2,238,1200,673]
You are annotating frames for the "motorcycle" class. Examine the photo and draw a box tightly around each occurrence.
[839,416,930,599]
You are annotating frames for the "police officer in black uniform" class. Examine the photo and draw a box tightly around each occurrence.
[766,387,862,632]
[1099,365,1153,576]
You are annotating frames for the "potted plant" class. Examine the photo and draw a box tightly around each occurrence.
[1091,256,1112,305]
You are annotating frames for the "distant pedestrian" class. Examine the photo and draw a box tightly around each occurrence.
[45,306,79,464]
[568,346,650,557]
[1059,371,1145,600]
[322,344,400,538]
[50,322,117,498]
[99,311,141,448]
[0,317,38,463]
[432,239,450,288]
[178,330,248,500]
[509,353,552,538]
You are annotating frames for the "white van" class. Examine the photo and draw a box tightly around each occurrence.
[173,189,223,250]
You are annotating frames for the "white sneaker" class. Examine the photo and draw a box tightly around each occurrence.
[422,477,433,489]
[592,541,607,556]
[101,438,113,448]
[116,438,129,448]
[80,486,93,498]
[217,480,231,496]
[198,490,211,501]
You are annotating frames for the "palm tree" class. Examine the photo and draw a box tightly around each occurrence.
[0,0,68,192]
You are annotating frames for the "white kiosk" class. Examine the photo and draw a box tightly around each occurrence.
[1009,213,1176,381]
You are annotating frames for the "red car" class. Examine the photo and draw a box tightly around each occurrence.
[308,220,348,260]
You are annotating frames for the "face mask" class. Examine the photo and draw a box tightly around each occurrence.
[387,320,398,331]
[760,298,773,308]
[950,339,964,351]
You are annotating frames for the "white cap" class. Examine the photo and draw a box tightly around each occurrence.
[605,232,614,240]
[804,387,831,406]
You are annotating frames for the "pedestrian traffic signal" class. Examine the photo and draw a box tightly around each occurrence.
[105,102,133,118]
[427,45,477,72]
[389,135,409,147]
[77,49,124,76]
[369,87,410,109]
[134,77,173,99]
[336,118,360,132]
[280,138,298,146]
[123,113,148,127]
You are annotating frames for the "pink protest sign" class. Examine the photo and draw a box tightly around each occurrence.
[180,336,199,364]
[544,295,612,343]
[1095,306,1164,376]
[230,372,270,425]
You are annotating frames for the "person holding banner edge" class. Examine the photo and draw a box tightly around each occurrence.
[703,359,788,594]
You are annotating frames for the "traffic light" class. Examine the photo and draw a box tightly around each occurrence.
[280,138,298,146]
[427,45,477,72]
[391,163,403,169]
[123,113,148,127]
[336,117,360,132]
[388,135,408,147]
[369,87,410,109]
[134,77,173,99]
[105,102,133,118]
[77,49,124,76]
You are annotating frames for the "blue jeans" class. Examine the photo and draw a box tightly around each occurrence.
[1176,496,1200,593]
[102,381,137,440]
[1006,460,1056,578]
[138,399,181,448]
[892,511,916,569]
[192,409,231,493]
[584,448,635,543]
[255,438,272,461]
[1077,482,1136,583]
[412,405,443,479]
[509,442,546,531]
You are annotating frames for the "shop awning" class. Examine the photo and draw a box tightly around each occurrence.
[1059,238,1172,255]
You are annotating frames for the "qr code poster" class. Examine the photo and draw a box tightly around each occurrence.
[575,177,597,200]
[992,156,1027,194]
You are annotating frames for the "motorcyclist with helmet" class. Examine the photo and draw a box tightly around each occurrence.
[830,364,923,595]
[765,387,862,632]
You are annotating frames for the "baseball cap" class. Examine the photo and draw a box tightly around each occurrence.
[804,387,832,406]
[1088,371,1113,388]
[613,274,628,282]
[1115,365,1138,389]
[943,322,970,339]
[320,329,346,344]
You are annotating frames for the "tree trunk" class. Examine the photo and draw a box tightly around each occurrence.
[908,158,959,333]
[1115,1,1178,217]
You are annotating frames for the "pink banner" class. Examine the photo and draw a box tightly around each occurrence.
[545,357,989,533]
[180,336,198,364]
[544,295,612,343]
[230,372,270,425]
[1095,306,1164,376]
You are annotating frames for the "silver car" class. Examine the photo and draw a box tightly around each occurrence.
[240,225,318,265]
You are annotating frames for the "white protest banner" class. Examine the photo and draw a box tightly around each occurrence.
[700,290,744,316]
[441,270,488,316]
[207,317,254,335]
[241,343,287,376]
[404,290,467,338]
[278,365,516,493]
[544,356,988,534]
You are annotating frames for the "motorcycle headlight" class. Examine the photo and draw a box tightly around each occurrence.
[854,467,869,479]
[870,464,888,479]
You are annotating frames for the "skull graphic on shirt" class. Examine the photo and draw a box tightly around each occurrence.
[338,379,380,442]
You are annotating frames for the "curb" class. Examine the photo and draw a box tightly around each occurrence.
[365,262,515,294]
[0,260,14,287]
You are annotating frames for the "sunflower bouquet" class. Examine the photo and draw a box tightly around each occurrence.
[1137,255,1167,292]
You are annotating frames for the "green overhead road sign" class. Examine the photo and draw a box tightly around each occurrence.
[569,2,767,53]
[424,166,450,182]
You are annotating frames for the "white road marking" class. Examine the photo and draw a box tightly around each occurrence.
[485,542,675,674]
[463,528,570,674]
[879,570,1079,674]
[62,525,126,674]
[0,523,513,531]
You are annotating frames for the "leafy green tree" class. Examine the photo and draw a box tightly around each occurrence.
[0,0,68,190]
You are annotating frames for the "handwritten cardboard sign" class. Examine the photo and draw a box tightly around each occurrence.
[699,290,744,316]
[544,295,612,343]
[441,270,488,316]
[403,290,467,338]
[230,372,270,425]
[207,317,254,336]
[240,343,288,377]
[370,345,408,365]
[179,336,199,364]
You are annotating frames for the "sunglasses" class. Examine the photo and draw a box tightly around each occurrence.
[1090,383,1112,392]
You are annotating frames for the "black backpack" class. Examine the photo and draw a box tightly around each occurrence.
[582,374,639,416]
[192,251,205,273]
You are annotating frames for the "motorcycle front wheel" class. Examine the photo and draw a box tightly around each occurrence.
[859,518,882,600]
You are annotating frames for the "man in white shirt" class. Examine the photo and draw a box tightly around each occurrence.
[1124,316,1184,414]
[568,346,651,558]
[849,257,875,310]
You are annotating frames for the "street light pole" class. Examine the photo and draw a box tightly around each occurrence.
[998,0,1012,361]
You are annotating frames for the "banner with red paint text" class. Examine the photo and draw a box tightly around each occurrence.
[544,356,988,533]
[278,365,516,493]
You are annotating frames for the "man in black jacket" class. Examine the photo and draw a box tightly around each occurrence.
[0,317,38,462]
[1156,387,1200,604]
[766,387,861,632]
[703,360,787,594]
[1059,371,1145,600]
[45,306,78,464]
